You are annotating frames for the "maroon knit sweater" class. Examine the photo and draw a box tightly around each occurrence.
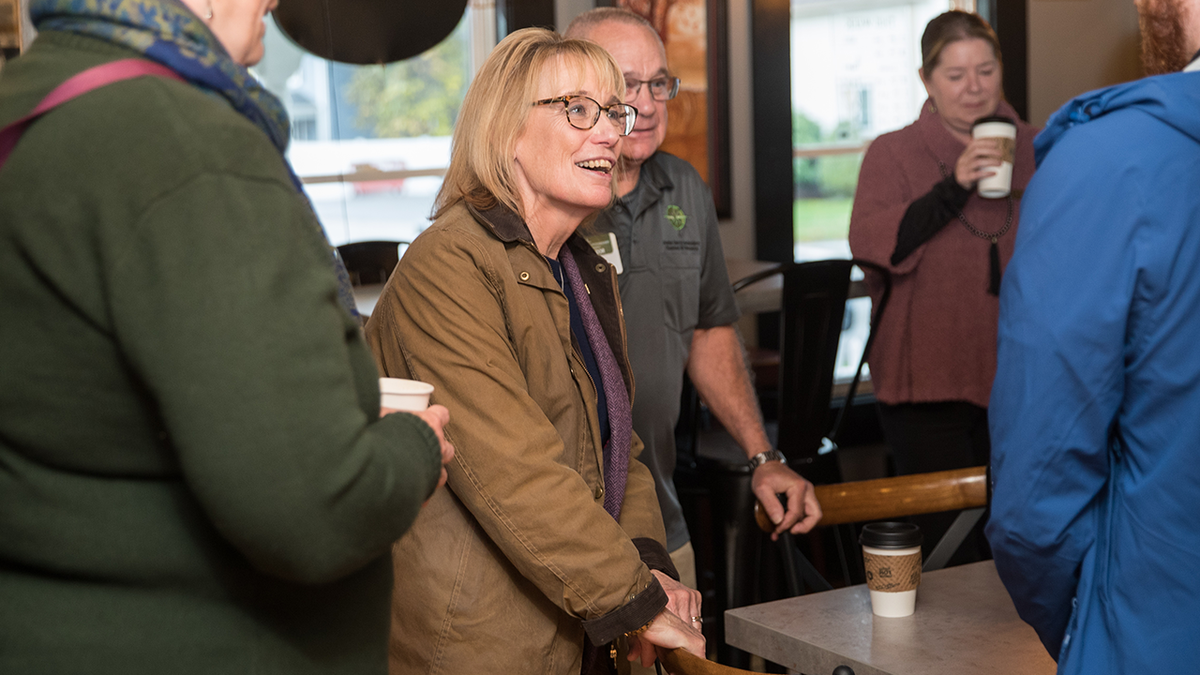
[849,99,1037,408]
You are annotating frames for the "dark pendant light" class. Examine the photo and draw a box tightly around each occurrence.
[273,0,470,65]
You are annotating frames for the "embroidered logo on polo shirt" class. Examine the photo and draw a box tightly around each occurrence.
[665,205,687,231]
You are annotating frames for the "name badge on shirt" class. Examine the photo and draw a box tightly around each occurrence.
[585,232,623,275]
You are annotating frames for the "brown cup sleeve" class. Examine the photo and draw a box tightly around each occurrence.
[997,138,1015,163]
[863,551,922,592]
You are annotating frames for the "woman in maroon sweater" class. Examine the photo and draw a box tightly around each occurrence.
[849,11,1036,560]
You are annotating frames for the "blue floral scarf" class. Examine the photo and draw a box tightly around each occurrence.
[31,0,360,317]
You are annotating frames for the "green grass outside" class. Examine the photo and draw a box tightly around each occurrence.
[794,198,853,243]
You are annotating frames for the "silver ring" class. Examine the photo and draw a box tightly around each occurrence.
[690,616,703,624]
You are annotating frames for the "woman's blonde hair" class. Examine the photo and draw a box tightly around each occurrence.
[434,27,625,220]
[920,11,1003,79]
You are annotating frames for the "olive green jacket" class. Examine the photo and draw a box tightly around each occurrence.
[0,32,442,675]
[365,202,672,675]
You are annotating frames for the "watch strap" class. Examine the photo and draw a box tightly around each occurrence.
[748,449,787,470]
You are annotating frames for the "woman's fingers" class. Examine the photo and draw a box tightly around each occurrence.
[382,405,455,502]
[629,610,706,668]
[651,570,701,626]
[411,405,455,466]
[955,138,1004,188]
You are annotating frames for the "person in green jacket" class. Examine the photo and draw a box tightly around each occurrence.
[0,0,453,673]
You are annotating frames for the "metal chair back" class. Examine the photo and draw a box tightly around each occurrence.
[336,240,408,286]
[732,259,892,478]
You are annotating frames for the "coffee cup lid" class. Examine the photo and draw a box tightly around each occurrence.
[973,115,1015,128]
[860,522,922,549]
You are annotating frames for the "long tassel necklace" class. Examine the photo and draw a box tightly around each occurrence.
[938,161,1012,296]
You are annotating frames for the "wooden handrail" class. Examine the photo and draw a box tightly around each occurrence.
[756,466,987,531]
[660,647,759,675]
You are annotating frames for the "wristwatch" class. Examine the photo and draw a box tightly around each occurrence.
[747,449,787,470]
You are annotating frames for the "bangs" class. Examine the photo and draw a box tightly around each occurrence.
[547,47,625,103]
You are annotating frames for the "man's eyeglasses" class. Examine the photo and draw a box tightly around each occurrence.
[532,95,638,136]
[625,76,680,102]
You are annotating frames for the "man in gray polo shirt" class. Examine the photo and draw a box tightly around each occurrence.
[567,8,821,596]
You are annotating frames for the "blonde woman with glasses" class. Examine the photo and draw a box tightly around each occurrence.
[366,27,705,675]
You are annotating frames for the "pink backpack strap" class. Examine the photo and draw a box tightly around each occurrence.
[0,58,185,170]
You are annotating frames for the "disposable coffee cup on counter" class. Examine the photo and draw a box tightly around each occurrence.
[860,522,923,618]
[379,377,434,412]
[972,116,1017,198]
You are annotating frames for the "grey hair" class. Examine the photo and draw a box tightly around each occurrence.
[565,7,666,58]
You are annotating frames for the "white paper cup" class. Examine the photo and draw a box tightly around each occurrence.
[862,545,921,617]
[860,522,923,618]
[972,116,1017,199]
[379,377,433,412]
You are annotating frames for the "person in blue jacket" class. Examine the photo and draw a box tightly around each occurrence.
[987,0,1200,672]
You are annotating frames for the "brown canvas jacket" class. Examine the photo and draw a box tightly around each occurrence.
[365,202,673,675]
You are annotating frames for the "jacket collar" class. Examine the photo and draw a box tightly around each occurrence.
[467,202,535,245]
[566,236,635,399]
[636,152,674,198]
[465,200,635,398]
[1034,69,1200,164]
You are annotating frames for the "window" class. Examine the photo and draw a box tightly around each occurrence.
[255,1,495,247]
[790,0,971,379]
[792,0,966,257]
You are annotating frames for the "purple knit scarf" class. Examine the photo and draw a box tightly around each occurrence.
[558,248,632,520]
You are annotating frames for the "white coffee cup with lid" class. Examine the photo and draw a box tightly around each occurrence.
[860,522,923,617]
[972,116,1017,198]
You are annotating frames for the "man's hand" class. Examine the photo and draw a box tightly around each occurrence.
[686,325,821,539]
[751,461,821,540]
